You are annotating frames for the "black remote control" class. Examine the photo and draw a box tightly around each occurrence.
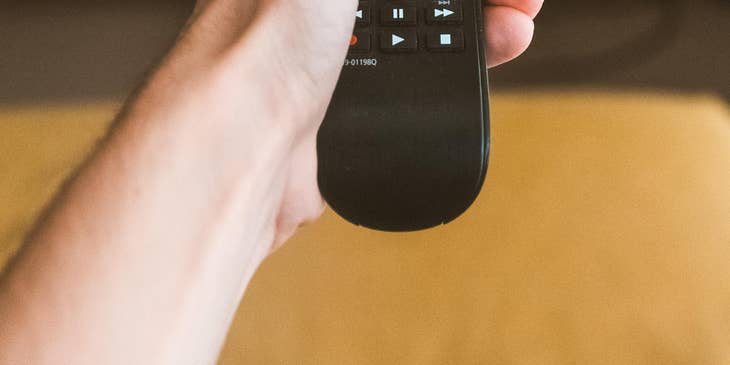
[318,0,490,232]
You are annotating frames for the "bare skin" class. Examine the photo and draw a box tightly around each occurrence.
[0,0,542,364]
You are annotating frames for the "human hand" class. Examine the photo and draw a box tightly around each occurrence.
[0,4,543,362]
[172,0,543,248]
[484,0,544,67]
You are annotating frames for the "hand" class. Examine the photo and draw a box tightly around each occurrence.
[484,0,544,67]
[0,2,543,363]
[174,0,544,248]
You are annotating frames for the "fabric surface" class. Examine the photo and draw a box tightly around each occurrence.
[1,92,729,364]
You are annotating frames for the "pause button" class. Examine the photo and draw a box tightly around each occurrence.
[382,5,417,25]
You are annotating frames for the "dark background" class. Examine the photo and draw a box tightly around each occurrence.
[0,0,728,104]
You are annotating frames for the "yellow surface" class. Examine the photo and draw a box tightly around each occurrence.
[1,92,729,364]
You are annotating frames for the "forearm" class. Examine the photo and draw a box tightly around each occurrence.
[0,1,347,363]
[0,0,542,362]
[0,113,286,364]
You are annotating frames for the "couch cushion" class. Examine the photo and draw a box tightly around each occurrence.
[1,92,728,364]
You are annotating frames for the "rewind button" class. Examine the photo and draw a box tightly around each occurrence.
[355,4,370,26]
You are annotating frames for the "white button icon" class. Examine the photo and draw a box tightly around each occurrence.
[440,34,452,45]
[356,10,363,19]
[434,8,455,17]
[392,34,405,46]
[393,8,405,19]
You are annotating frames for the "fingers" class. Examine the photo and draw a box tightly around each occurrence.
[484,5,536,68]
[272,130,326,251]
[273,184,324,251]
[487,0,544,19]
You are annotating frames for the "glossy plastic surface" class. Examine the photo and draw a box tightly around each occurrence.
[318,0,490,231]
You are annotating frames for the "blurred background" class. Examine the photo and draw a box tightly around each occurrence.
[0,0,728,104]
[2,1,730,364]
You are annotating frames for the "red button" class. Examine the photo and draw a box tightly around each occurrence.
[349,31,371,53]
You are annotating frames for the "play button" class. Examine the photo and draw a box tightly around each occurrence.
[381,30,417,52]
[391,34,405,46]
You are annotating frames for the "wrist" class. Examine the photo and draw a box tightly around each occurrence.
[139,35,321,144]
[176,0,356,127]
[109,71,293,257]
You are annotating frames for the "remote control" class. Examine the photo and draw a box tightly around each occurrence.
[317,0,490,232]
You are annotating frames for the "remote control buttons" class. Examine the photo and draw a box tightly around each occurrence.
[427,30,465,51]
[381,5,417,26]
[426,3,463,24]
[380,30,418,52]
[347,2,467,54]
[356,3,370,26]
[350,31,371,53]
